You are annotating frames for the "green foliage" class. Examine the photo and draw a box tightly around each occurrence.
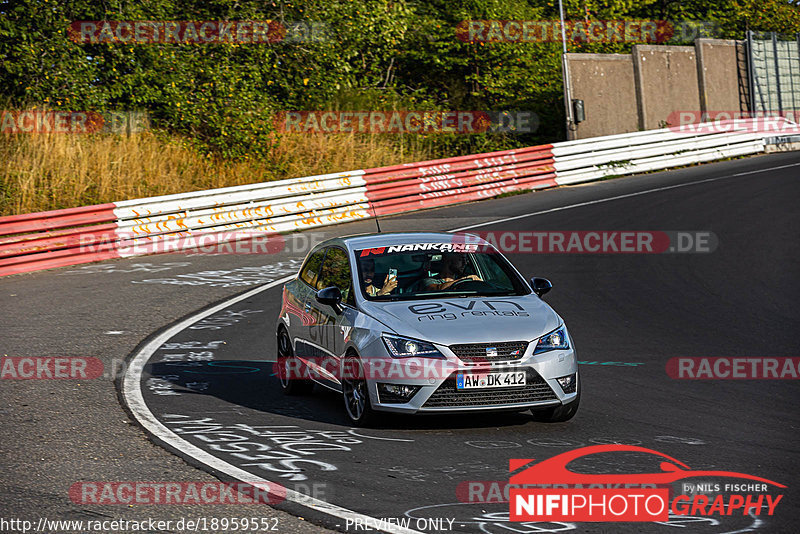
[1,0,797,160]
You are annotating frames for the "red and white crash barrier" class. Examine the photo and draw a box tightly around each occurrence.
[363,145,555,216]
[552,119,771,186]
[0,144,556,276]
[1,118,790,277]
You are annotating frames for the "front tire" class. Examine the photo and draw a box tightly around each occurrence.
[531,375,580,422]
[341,355,376,427]
[277,328,313,395]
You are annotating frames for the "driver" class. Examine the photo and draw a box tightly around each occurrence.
[362,258,397,297]
[423,252,481,291]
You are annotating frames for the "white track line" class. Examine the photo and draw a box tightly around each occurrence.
[450,161,800,232]
[122,275,424,534]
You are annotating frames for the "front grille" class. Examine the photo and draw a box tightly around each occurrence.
[423,368,557,408]
[449,341,528,363]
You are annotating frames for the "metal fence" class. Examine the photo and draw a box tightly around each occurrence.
[747,31,800,118]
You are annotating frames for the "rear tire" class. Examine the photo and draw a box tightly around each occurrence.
[531,375,580,422]
[341,355,376,427]
[277,328,314,395]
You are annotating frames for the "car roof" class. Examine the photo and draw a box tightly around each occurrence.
[316,232,490,253]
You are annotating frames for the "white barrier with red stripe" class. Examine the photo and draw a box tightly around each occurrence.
[552,120,775,186]
[111,170,372,258]
[0,119,793,277]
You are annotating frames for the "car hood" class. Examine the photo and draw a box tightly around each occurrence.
[359,295,561,346]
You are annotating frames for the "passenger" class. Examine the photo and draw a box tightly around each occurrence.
[423,252,481,290]
[362,259,398,297]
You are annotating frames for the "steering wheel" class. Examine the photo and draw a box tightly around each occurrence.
[448,277,481,289]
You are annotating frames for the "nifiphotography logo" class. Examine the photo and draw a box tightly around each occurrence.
[508,445,785,522]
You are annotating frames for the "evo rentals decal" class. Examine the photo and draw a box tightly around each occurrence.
[408,300,529,321]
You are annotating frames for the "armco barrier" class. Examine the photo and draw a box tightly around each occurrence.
[362,145,556,216]
[0,119,793,277]
[552,121,769,186]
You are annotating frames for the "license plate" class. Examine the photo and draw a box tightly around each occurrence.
[456,371,526,390]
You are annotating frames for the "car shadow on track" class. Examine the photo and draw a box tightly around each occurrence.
[148,360,541,431]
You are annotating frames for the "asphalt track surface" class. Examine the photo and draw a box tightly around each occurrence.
[2,151,799,534]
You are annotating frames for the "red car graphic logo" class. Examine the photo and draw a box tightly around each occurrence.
[509,444,785,487]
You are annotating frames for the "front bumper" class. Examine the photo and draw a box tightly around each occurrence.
[363,343,578,414]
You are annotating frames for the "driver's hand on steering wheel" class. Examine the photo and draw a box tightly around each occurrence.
[443,274,481,288]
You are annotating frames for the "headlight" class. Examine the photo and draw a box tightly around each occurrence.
[382,334,445,359]
[533,326,570,354]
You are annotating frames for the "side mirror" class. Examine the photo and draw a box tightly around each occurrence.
[530,277,552,298]
[316,286,343,314]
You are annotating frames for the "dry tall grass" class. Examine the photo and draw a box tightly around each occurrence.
[0,129,432,216]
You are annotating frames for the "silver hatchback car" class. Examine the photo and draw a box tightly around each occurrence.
[275,232,579,426]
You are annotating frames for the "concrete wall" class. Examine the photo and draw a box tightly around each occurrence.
[633,45,700,130]
[696,39,742,113]
[566,39,746,139]
[565,53,639,139]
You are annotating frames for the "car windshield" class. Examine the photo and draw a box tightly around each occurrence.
[355,243,529,301]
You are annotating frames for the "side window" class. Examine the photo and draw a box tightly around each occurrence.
[299,248,327,287]
[474,252,523,293]
[316,247,354,305]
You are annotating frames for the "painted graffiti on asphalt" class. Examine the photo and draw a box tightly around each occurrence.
[161,415,412,482]
[190,309,264,330]
[383,461,497,483]
[132,260,302,287]
[145,339,230,395]
[59,262,192,274]
[523,436,708,447]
